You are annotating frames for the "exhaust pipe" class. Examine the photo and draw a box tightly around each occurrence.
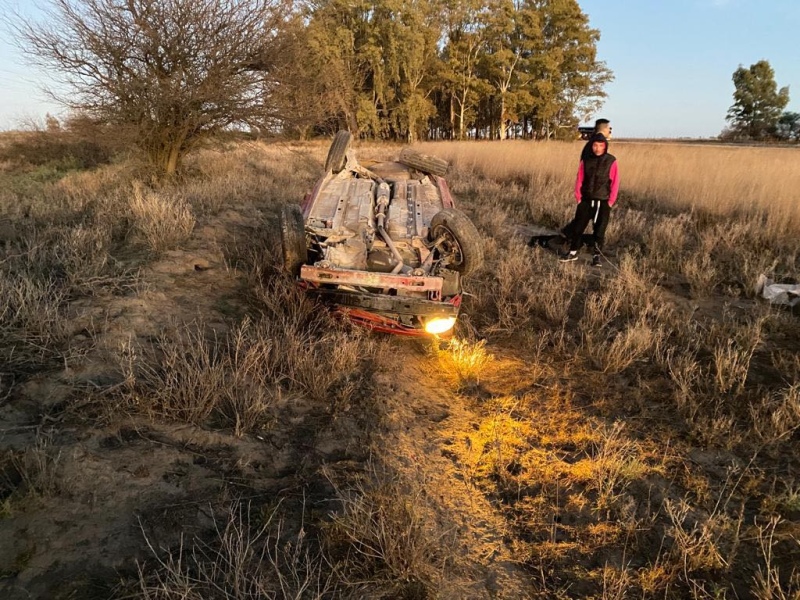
[374,182,408,274]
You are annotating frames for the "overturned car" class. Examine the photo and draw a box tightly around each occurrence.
[280,131,483,336]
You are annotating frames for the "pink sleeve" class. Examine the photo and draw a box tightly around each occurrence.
[574,162,584,202]
[608,161,619,206]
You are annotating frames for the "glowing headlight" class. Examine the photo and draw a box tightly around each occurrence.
[424,317,457,335]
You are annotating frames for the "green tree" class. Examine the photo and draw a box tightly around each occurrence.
[525,0,612,139]
[726,60,790,140]
[441,0,490,140]
[391,0,443,142]
[776,111,800,142]
[480,0,541,139]
[300,0,376,135]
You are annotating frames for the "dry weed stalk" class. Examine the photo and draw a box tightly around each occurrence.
[135,501,332,599]
[749,384,800,446]
[8,434,63,499]
[752,516,800,600]
[129,181,195,252]
[665,498,741,576]
[599,563,635,600]
[323,463,457,598]
[711,316,764,396]
[432,337,493,390]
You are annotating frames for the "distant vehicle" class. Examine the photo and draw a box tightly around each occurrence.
[280,131,483,336]
[577,126,595,140]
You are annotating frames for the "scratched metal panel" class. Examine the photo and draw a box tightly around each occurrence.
[408,180,443,232]
[307,178,375,233]
[387,180,412,240]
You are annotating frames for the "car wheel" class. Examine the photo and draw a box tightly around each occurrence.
[429,208,483,277]
[324,130,352,174]
[280,204,308,276]
[399,148,449,177]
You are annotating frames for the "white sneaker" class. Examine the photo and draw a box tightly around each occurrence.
[559,251,579,262]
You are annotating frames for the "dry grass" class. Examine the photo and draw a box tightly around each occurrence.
[133,501,333,600]
[419,140,800,230]
[2,133,799,599]
[412,137,800,598]
[116,279,378,434]
[321,461,462,599]
[429,337,494,390]
[128,181,195,253]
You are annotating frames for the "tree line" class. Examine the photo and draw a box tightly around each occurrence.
[290,0,612,143]
[14,0,612,174]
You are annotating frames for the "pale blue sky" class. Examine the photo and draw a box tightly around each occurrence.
[1,0,798,137]
[580,0,800,138]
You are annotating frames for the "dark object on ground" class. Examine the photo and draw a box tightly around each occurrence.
[530,233,596,255]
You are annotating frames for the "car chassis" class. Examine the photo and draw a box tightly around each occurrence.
[281,132,483,336]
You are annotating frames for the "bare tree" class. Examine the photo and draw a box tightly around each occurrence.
[14,0,293,174]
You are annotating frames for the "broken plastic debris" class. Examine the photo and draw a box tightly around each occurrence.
[755,274,800,308]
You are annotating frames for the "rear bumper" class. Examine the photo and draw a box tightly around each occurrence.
[307,287,459,318]
[298,265,460,335]
[300,265,444,301]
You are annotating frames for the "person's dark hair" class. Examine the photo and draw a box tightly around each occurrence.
[594,118,610,127]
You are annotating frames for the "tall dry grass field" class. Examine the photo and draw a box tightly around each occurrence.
[420,140,800,233]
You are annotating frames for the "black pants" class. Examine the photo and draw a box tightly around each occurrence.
[562,199,611,253]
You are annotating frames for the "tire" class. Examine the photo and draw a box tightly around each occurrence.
[429,208,483,277]
[399,148,449,177]
[324,130,352,174]
[280,204,308,276]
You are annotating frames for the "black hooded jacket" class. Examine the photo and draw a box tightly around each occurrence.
[577,133,617,203]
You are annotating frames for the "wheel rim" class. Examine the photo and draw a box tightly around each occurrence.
[432,225,464,268]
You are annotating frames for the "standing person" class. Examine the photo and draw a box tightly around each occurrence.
[580,118,611,161]
[560,132,619,266]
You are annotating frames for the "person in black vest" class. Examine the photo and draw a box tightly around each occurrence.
[560,132,619,266]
